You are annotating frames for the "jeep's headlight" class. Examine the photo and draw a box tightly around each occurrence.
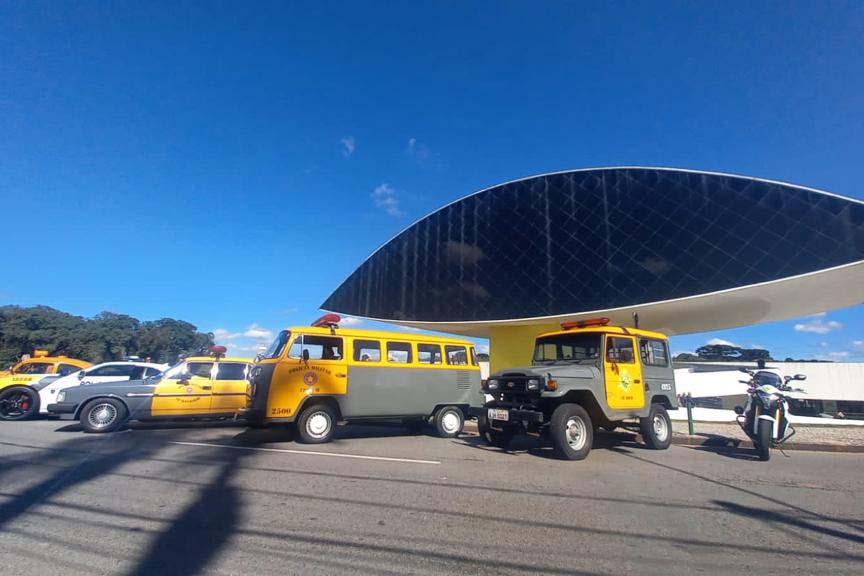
[486,379,499,390]
[527,378,542,391]
[56,390,66,402]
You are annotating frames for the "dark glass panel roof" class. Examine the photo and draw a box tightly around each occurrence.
[323,168,864,322]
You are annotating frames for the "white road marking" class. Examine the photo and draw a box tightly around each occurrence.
[169,441,441,465]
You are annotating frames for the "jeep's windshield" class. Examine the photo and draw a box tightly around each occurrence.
[533,333,602,365]
[262,330,291,359]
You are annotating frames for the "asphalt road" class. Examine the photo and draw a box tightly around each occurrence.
[1,419,862,575]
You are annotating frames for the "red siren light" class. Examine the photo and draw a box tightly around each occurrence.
[209,345,228,358]
[561,317,611,331]
[311,313,341,328]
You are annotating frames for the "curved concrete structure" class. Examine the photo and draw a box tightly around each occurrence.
[325,167,864,335]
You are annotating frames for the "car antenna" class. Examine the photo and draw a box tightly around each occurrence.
[633,312,640,329]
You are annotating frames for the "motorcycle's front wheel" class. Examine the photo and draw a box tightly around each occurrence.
[756,419,772,461]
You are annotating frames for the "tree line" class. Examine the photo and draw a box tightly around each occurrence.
[0,305,214,367]
[672,343,831,363]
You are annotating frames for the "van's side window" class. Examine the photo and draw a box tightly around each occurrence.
[354,339,381,362]
[606,337,635,364]
[386,342,412,363]
[288,335,344,361]
[445,345,469,365]
[417,343,443,364]
[640,339,669,367]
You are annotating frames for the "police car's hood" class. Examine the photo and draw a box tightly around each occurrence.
[490,364,599,380]
[62,379,154,400]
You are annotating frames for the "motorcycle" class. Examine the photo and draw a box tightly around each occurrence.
[734,368,806,461]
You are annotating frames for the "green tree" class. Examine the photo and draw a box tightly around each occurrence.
[0,305,213,365]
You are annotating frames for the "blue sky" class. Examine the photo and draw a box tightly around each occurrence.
[1,1,862,360]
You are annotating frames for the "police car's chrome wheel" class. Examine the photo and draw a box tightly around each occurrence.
[88,403,118,429]
[297,404,337,444]
[565,417,588,450]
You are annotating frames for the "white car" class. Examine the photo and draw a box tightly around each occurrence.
[37,361,168,415]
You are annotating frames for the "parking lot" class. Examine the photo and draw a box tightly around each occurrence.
[1,419,862,575]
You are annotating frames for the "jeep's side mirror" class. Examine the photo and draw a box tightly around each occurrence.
[77,371,85,380]
[794,374,807,381]
[734,406,744,416]
[302,349,310,362]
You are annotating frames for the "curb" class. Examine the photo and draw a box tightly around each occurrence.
[671,434,864,454]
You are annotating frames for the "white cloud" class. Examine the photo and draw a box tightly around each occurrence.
[853,340,864,348]
[212,328,242,341]
[476,344,490,354]
[406,137,432,160]
[706,338,738,347]
[340,136,355,157]
[243,324,273,339]
[339,316,363,327]
[371,183,404,217]
[828,351,850,358]
[794,317,843,334]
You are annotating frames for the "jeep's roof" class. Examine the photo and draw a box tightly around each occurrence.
[537,325,669,340]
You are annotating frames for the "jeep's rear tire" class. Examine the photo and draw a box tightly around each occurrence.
[297,403,337,444]
[550,403,593,461]
[640,404,672,450]
[0,386,39,421]
[434,406,464,438]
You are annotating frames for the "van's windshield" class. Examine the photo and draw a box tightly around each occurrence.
[262,330,291,359]
[533,333,602,365]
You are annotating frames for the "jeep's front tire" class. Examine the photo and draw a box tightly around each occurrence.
[640,404,672,450]
[550,403,593,461]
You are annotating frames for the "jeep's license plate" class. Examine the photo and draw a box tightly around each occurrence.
[488,408,509,421]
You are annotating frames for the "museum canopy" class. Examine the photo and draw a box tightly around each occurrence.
[323,168,864,349]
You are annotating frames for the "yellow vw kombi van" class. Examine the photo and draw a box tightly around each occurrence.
[244,314,484,443]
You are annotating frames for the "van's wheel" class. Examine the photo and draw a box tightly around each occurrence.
[80,398,128,433]
[640,404,672,450]
[550,404,593,461]
[756,419,772,461]
[434,406,464,438]
[0,386,40,421]
[297,403,337,444]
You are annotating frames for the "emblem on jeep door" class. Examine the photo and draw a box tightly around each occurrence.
[303,371,319,386]
[619,371,631,392]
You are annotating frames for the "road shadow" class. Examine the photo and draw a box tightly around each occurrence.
[689,444,762,461]
[0,433,164,530]
[454,429,653,460]
[127,442,252,576]
[715,500,864,546]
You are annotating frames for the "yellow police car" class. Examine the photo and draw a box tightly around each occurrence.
[0,351,92,420]
[48,347,252,433]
